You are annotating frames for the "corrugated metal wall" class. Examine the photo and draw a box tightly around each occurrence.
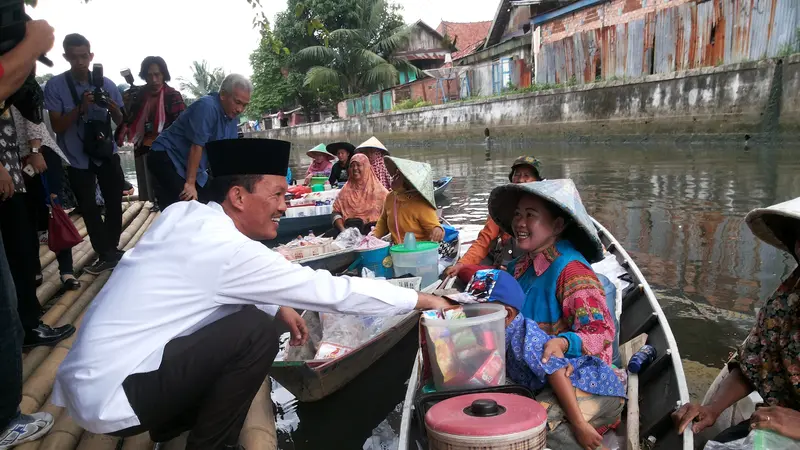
[536,0,799,85]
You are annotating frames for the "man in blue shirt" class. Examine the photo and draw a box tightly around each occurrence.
[147,74,250,208]
[44,34,125,275]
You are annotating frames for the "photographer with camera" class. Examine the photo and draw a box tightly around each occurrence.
[121,56,185,210]
[44,34,125,275]
[1,17,67,449]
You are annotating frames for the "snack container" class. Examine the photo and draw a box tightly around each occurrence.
[422,304,507,391]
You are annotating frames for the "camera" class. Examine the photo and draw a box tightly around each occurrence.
[120,68,141,105]
[91,64,109,109]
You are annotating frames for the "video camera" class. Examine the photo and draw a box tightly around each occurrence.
[0,0,53,123]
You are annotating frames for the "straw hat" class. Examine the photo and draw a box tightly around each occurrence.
[384,156,436,209]
[745,197,800,253]
[306,143,336,160]
[488,179,603,263]
[356,136,390,155]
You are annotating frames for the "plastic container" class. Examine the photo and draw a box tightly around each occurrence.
[403,231,417,249]
[310,176,328,186]
[356,245,394,279]
[390,241,439,287]
[425,393,547,450]
[311,184,324,192]
[422,304,507,391]
[628,344,657,373]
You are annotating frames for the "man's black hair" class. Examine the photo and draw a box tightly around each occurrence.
[63,34,90,52]
[139,56,171,82]
[207,175,263,204]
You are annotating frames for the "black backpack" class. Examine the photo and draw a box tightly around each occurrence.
[65,72,114,160]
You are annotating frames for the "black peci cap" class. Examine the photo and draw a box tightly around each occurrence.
[206,139,291,177]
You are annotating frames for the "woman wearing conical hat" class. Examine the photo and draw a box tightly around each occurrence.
[371,157,444,244]
[488,179,622,449]
[303,143,336,185]
[355,136,392,190]
[674,197,800,443]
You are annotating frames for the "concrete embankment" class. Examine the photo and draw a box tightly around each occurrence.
[252,54,800,143]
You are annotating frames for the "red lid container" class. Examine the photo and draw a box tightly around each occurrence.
[425,393,546,437]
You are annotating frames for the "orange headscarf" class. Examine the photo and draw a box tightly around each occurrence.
[333,153,389,223]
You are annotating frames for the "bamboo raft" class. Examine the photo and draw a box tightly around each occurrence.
[17,201,278,450]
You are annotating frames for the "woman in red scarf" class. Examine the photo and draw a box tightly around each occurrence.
[123,56,186,210]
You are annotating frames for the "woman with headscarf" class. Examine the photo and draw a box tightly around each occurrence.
[372,157,443,244]
[355,136,392,190]
[327,142,355,186]
[444,155,544,280]
[673,197,800,443]
[303,143,335,185]
[487,179,622,449]
[331,153,388,235]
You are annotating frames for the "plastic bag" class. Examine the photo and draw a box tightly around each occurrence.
[314,313,402,359]
[704,430,800,450]
[334,227,364,249]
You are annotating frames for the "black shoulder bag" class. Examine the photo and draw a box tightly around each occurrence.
[64,72,114,160]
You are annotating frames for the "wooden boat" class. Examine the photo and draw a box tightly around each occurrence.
[293,247,357,273]
[397,218,694,450]
[270,213,334,246]
[434,176,452,197]
[271,310,420,402]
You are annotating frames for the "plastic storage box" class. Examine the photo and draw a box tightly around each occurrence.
[390,241,439,287]
[422,304,507,391]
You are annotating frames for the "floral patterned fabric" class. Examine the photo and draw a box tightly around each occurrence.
[729,267,800,409]
[0,107,25,194]
[506,314,626,398]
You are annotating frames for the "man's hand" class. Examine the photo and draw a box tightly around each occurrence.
[751,406,800,440]
[672,403,720,434]
[0,166,14,201]
[542,337,569,363]
[276,307,308,346]
[24,20,55,55]
[443,263,463,278]
[429,226,444,242]
[25,153,47,174]
[81,91,93,115]
[180,182,198,201]
[415,293,453,311]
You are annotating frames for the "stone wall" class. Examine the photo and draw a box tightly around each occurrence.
[250,55,800,143]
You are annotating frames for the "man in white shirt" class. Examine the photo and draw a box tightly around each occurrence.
[52,138,450,450]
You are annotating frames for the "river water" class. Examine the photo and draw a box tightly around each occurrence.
[120,142,800,449]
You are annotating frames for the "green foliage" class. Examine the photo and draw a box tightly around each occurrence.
[247,23,297,117]
[35,73,54,85]
[179,60,226,102]
[392,98,432,110]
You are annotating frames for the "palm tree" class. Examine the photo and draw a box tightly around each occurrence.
[180,60,227,100]
[296,0,416,96]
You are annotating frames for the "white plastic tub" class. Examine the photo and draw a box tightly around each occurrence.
[422,304,507,391]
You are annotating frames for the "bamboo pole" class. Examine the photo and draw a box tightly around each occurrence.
[120,433,154,450]
[23,272,110,383]
[39,225,89,269]
[37,411,84,450]
[239,380,278,450]
[75,432,120,450]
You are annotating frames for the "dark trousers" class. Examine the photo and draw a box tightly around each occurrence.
[111,306,279,449]
[146,150,209,209]
[24,172,75,276]
[0,228,23,429]
[0,195,42,332]
[134,149,161,206]
[67,154,124,262]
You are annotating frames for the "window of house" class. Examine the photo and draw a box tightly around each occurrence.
[492,57,513,94]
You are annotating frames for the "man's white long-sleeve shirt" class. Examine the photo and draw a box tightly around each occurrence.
[52,201,417,434]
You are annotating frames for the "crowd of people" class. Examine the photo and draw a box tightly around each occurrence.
[1,16,799,450]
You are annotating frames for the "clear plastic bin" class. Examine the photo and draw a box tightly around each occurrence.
[390,241,439,287]
[422,304,508,391]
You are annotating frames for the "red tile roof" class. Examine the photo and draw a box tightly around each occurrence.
[436,20,492,52]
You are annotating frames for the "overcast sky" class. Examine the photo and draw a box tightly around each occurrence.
[29,0,498,92]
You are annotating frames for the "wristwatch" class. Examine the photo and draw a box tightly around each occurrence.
[30,147,40,154]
